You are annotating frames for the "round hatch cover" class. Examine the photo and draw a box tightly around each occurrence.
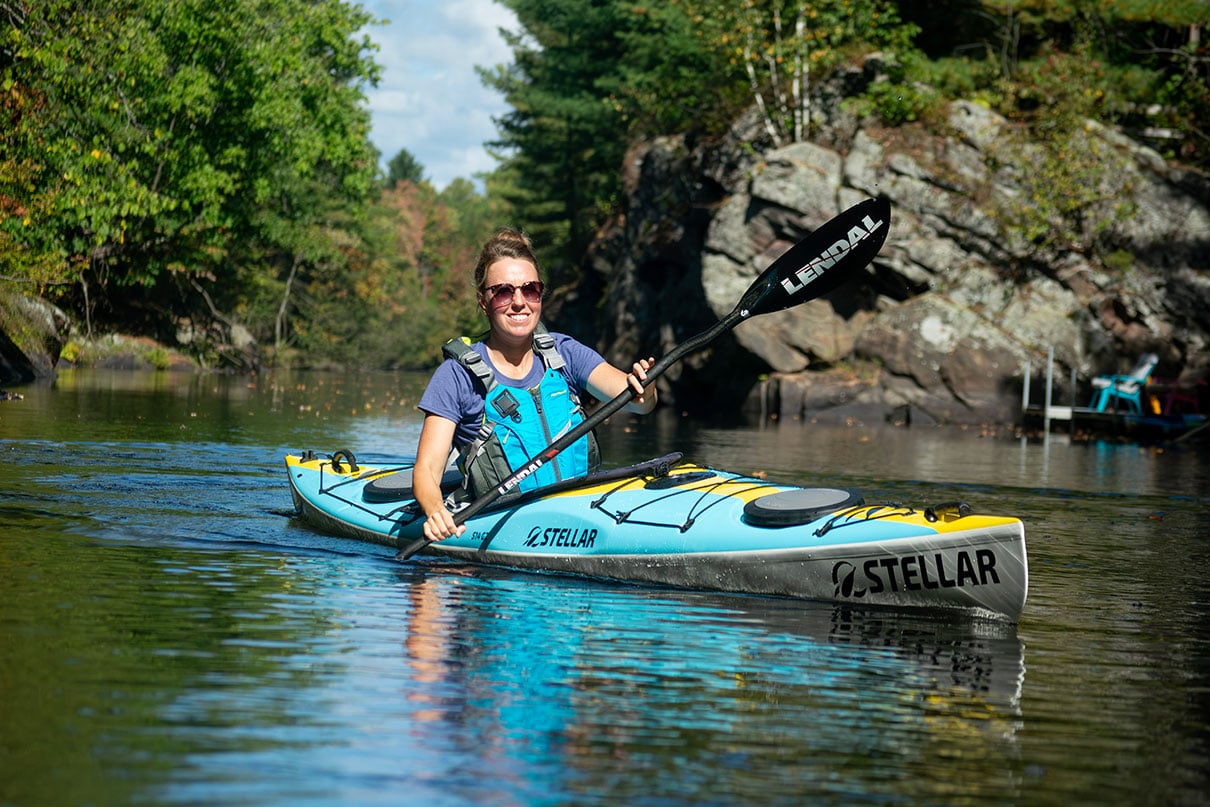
[742,488,864,527]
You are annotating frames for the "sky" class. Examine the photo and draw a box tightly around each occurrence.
[358,0,519,190]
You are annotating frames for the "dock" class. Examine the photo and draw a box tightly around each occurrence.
[1021,347,1206,441]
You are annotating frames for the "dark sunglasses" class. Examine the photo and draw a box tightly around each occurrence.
[483,280,544,309]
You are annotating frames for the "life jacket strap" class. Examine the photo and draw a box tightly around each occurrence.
[532,324,566,371]
[442,337,497,393]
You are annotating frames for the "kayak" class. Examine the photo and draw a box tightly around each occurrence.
[285,450,1028,621]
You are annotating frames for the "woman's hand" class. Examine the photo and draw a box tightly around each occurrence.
[422,505,465,542]
[587,356,659,415]
[414,413,465,542]
[628,357,658,412]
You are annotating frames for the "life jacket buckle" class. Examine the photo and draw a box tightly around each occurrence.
[492,389,523,422]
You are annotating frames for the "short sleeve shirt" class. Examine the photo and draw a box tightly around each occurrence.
[418,332,607,447]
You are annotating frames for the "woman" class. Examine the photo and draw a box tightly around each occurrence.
[413,228,658,543]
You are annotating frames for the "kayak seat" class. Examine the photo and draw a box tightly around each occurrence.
[364,468,464,504]
[743,488,865,527]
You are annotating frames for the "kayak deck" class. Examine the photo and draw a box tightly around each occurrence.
[286,451,1028,621]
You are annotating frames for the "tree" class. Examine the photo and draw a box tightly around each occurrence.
[667,0,918,145]
[1,0,382,354]
[607,3,746,137]
[483,0,919,285]
[386,148,426,187]
[941,1,1210,166]
[483,0,638,284]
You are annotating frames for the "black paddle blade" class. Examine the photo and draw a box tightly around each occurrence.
[737,197,890,320]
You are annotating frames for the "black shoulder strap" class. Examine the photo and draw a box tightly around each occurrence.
[532,322,566,372]
[442,337,497,393]
[442,324,569,392]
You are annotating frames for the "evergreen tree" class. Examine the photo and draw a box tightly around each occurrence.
[482,0,636,284]
[386,148,426,187]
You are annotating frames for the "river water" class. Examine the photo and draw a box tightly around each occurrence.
[2,368,1208,806]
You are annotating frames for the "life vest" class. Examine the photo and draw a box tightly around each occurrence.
[443,324,600,499]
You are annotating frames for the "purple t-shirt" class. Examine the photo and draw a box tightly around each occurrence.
[418,332,607,447]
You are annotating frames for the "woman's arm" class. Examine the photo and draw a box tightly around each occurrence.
[587,357,658,415]
[413,413,465,541]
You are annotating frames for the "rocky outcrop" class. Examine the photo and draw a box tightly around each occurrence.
[0,294,69,386]
[0,293,254,381]
[580,81,1210,426]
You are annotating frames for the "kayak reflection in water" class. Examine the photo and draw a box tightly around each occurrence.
[412,227,659,544]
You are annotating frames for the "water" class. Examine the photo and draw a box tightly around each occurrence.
[2,369,1208,806]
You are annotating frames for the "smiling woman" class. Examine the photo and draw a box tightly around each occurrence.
[409,227,658,543]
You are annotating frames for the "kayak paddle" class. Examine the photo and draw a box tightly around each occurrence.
[396,196,891,560]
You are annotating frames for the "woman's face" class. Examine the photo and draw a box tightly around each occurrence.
[480,257,542,343]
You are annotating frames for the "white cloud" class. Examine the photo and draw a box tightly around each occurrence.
[359,0,518,190]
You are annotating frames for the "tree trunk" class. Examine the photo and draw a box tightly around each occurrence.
[275,254,301,356]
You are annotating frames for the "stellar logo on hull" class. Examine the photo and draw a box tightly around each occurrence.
[523,525,598,549]
[832,548,1001,599]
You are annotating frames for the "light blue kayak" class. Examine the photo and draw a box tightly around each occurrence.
[286,450,1028,621]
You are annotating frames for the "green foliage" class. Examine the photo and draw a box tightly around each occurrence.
[987,43,1140,256]
[275,175,503,371]
[5,0,1206,371]
[853,78,939,126]
[609,3,748,136]
[666,0,921,142]
[878,1,1210,264]
[898,1,1210,168]
[57,333,185,370]
[917,56,1003,102]
[1,0,381,354]
[386,148,426,187]
[1102,248,1136,277]
[996,127,1136,255]
[485,0,921,284]
[848,48,944,126]
[483,0,638,283]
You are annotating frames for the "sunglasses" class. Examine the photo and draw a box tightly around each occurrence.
[483,280,544,309]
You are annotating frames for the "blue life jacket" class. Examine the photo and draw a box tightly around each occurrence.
[443,324,600,499]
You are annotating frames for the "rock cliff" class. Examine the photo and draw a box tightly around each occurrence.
[0,295,69,387]
[578,75,1210,426]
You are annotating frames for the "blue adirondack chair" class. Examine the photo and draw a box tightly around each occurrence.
[1090,353,1159,413]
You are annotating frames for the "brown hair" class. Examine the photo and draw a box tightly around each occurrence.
[473,228,540,292]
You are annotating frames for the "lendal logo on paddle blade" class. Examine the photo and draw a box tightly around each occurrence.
[780,210,886,296]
